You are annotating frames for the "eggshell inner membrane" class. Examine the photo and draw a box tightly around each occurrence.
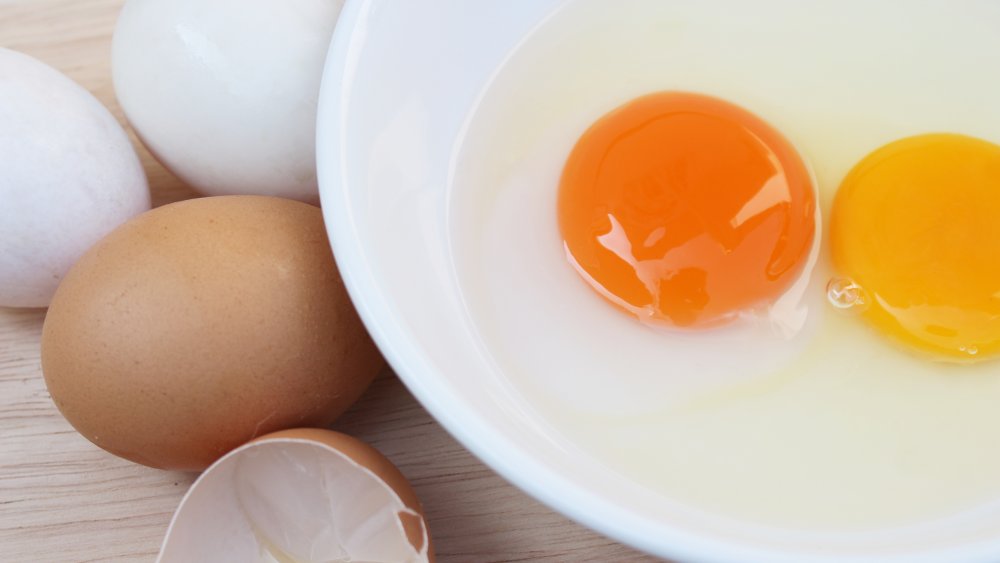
[158,439,429,563]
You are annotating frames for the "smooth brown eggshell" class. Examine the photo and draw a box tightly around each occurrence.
[41,196,382,471]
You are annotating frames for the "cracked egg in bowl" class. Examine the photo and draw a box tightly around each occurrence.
[318,1,1000,560]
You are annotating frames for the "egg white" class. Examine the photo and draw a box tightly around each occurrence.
[450,0,1000,534]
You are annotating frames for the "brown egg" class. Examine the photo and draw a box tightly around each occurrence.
[41,196,382,471]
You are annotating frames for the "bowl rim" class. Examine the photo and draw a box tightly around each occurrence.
[315,2,1000,561]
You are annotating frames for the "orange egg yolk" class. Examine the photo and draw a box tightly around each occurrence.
[558,92,816,328]
[831,133,1000,362]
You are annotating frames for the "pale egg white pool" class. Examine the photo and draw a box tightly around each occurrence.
[449,0,1000,533]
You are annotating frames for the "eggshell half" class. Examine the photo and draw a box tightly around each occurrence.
[158,429,432,563]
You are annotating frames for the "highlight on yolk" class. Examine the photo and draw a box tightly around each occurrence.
[830,133,1000,362]
[558,92,816,328]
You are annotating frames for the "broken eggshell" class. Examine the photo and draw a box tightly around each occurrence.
[158,428,432,563]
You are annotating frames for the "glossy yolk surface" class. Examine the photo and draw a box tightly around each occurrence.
[831,133,1000,361]
[558,92,816,328]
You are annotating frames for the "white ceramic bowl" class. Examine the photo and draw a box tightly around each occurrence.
[316,2,1000,561]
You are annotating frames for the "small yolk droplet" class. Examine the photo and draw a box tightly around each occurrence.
[831,133,1000,362]
[558,92,816,328]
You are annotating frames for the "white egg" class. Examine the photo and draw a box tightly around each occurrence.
[111,0,343,203]
[0,48,149,308]
[452,0,1000,536]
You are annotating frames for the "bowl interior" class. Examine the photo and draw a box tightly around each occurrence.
[316,1,1000,561]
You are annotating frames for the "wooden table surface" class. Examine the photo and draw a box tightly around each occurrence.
[0,1,662,561]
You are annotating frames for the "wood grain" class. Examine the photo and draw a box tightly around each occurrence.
[0,1,661,561]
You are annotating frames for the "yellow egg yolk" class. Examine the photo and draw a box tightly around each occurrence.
[558,92,816,328]
[831,133,1000,362]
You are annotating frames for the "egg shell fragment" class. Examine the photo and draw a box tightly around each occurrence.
[158,428,432,563]
[0,47,150,308]
[41,196,382,470]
